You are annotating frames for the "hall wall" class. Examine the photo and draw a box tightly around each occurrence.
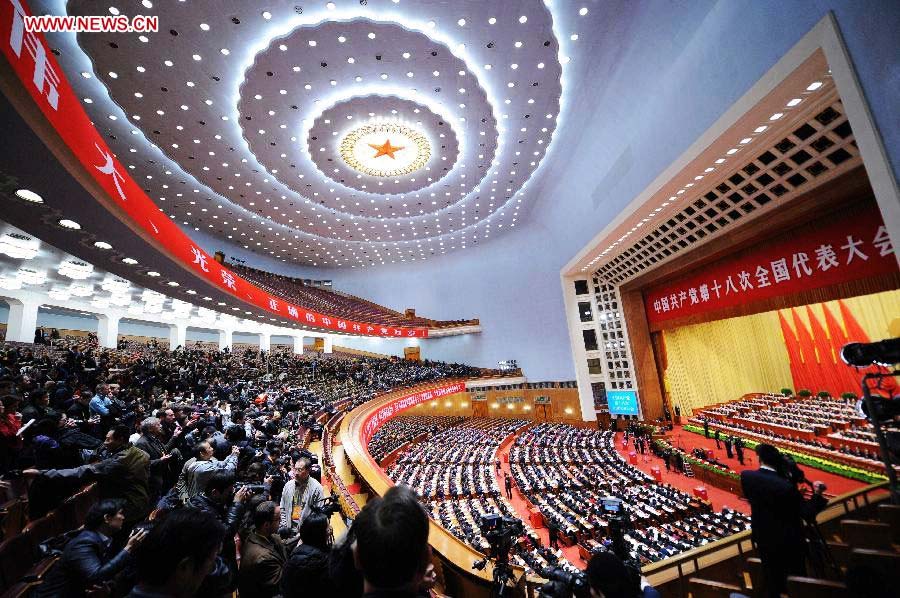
[665,289,900,415]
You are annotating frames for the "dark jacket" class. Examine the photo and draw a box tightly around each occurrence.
[34,529,131,598]
[740,468,805,550]
[134,433,179,499]
[42,445,150,526]
[282,543,335,598]
[238,532,287,598]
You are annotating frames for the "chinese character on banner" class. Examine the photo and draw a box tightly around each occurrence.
[724,275,739,295]
[352,324,362,332]
[678,290,688,305]
[660,296,670,312]
[873,225,894,256]
[407,330,417,337]
[93,144,128,202]
[711,280,722,299]
[669,293,680,310]
[190,247,209,272]
[737,270,754,291]
[366,326,375,333]
[321,317,332,326]
[220,269,237,290]
[770,258,790,283]
[688,288,699,304]
[380,327,388,335]
[699,284,710,302]
[337,321,347,330]
[287,306,298,318]
[8,1,60,110]
[305,313,316,323]
[268,298,279,311]
[653,299,662,313]
[815,244,840,271]
[394,329,402,336]
[792,252,813,278]
[840,235,869,264]
[755,265,772,288]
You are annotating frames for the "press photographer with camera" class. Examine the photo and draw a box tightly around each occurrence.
[237,500,288,598]
[279,456,323,532]
[740,443,828,598]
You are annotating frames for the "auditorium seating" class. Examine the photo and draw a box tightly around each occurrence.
[228,262,479,329]
[508,423,750,566]
[367,415,465,463]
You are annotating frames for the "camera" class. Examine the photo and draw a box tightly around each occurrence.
[537,567,589,598]
[311,495,342,517]
[235,483,267,495]
[472,514,525,597]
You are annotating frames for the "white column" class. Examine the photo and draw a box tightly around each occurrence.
[561,275,601,422]
[259,332,271,352]
[218,328,233,351]
[5,297,40,343]
[323,335,333,354]
[292,335,306,354]
[168,323,187,350]
[96,314,121,349]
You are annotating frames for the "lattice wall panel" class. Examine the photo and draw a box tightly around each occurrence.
[595,100,860,286]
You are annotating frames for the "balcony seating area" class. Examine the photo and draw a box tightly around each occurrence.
[367,415,465,463]
[228,262,479,329]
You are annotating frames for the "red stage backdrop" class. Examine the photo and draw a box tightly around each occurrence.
[778,300,897,396]
[644,205,895,325]
[0,0,428,338]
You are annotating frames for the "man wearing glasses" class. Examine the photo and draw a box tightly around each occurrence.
[279,457,323,532]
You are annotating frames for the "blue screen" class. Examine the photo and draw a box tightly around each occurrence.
[607,390,639,416]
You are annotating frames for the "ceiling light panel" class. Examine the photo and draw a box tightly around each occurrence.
[59,0,568,267]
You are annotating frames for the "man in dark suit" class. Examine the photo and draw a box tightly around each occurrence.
[740,444,824,598]
[703,418,710,438]
[35,499,147,597]
[714,429,721,449]
[735,437,745,465]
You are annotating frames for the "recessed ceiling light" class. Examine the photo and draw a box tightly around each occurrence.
[108,71,118,78]
[122,257,138,265]
[15,189,43,203]
[770,112,784,120]
[786,98,802,107]
[199,23,209,30]
[147,271,160,277]
[570,33,579,41]
[754,125,768,133]
[167,281,180,287]
[142,0,152,8]
[220,48,230,55]
[58,219,80,230]
[185,289,197,295]
[514,41,523,48]
[109,7,120,15]
[579,7,589,15]
[807,81,823,91]
[488,17,496,24]
[192,54,201,61]
[80,71,91,78]
[519,15,527,23]
[262,11,271,20]
[326,1,335,8]
[136,66,145,72]
[93,241,112,250]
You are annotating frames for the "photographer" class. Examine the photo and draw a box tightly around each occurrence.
[238,501,287,598]
[740,444,827,598]
[281,511,335,597]
[585,551,661,598]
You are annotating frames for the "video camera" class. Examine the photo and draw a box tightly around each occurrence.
[235,482,267,496]
[311,495,342,517]
[472,514,524,597]
[537,567,589,598]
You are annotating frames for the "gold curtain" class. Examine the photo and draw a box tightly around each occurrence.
[664,289,899,416]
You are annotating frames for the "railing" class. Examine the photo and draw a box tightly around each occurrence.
[643,481,890,596]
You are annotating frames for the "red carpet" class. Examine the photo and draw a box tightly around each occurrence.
[494,436,587,568]
[613,432,750,514]
[662,426,865,499]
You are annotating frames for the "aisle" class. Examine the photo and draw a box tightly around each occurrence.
[672,425,865,497]
[612,433,750,514]
[494,437,586,568]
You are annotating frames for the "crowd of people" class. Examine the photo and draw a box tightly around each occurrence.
[0,338,489,597]
[366,415,465,463]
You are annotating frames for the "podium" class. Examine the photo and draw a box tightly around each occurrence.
[528,507,544,529]
[694,486,708,500]
[651,466,662,482]
[628,451,637,465]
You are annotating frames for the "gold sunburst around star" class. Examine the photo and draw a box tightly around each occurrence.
[368,139,405,159]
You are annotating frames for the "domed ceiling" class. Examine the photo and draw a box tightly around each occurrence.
[39,0,589,268]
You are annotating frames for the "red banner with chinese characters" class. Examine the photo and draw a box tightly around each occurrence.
[361,381,466,445]
[644,205,896,325]
[0,0,428,338]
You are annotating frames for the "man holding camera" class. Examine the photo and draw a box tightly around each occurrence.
[740,444,827,598]
[279,456,323,532]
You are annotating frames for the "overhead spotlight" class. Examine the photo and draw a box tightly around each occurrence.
[0,233,39,259]
[15,189,43,203]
